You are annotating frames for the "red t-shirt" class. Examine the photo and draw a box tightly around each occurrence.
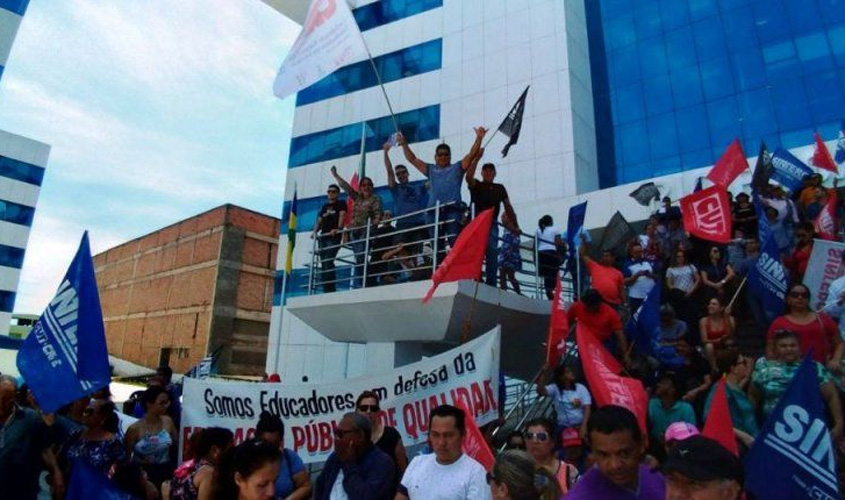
[567,301,623,342]
[585,259,624,305]
[767,313,838,363]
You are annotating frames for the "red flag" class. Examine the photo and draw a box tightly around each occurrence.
[706,138,748,188]
[343,172,359,227]
[455,399,495,471]
[811,132,838,173]
[575,324,647,436]
[680,185,732,243]
[546,275,569,366]
[422,209,495,303]
[814,189,838,240]
[702,379,738,456]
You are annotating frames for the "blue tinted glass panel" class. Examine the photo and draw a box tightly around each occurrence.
[783,0,821,35]
[648,113,679,159]
[706,96,739,148]
[639,37,669,78]
[666,28,697,68]
[737,88,775,139]
[819,0,845,23]
[606,14,636,50]
[296,39,442,107]
[0,0,28,16]
[753,1,789,44]
[670,68,704,107]
[613,45,641,86]
[660,0,690,30]
[353,0,442,32]
[288,105,440,168]
[0,290,15,312]
[0,65,4,83]
[693,17,727,62]
[615,84,645,123]
[619,121,649,164]
[688,0,718,21]
[643,76,674,115]
[805,71,845,123]
[699,57,734,100]
[0,200,35,226]
[722,7,756,51]
[0,244,24,269]
[682,149,714,170]
[771,78,811,131]
[795,32,833,73]
[676,105,711,152]
[633,2,661,39]
[0,156,45,186]
[730,49,766,91]
[829,26,845,65]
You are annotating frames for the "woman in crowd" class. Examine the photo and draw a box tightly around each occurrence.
[766,283,844,372]
[698,296,735,371]
[126,386,178,488]
[639,222,664,273]
[355,390,408,488]
[330,166,382,288]
[704,349,757,438]
[60,398,126,476]
[536,215,563,300]
[783,222,815,283]
[488,450,562,500]
[751,329,843,437]
[523,418,579,495]
[498,211,522,294]
[699,246,735,300]
[212,440,280,500]
[168,427,234,500]
[665,249,700,331]
[254,411,311,500]
[537,364,591,445]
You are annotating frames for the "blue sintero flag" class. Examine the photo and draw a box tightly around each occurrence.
[745,356,840,500]
[565,201,587,283]
[66,462,134,500]
[16,232,110,413]
[836,119,845,166]
[771,148,813,193]
[625,284,660,356]
[748,233,788,324]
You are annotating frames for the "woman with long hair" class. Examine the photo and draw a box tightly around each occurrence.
[212,440,280,500]
[60,399,126,476]
[331,166,383,288]
[488,450,562,500]
[665,249,700,331]
[253,411,311,500]
[766,283,844,372]
[126,385,178,489]
[169,427,234,500]
[699,296,735,371]
[536,215,563,300]
[699,246,735,300]
[523,418,579,496]
[355,391,408,489]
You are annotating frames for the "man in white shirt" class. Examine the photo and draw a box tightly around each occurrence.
[396,404,491,500]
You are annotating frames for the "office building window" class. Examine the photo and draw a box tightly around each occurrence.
[0,290,15,313]
[0,199,35,226]
[353,0,442,32]
[0,156,45,186]
[0,244,25,269]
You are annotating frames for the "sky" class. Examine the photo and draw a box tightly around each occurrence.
[0,1,300,313]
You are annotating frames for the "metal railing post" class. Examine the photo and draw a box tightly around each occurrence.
[432,201,440,272]
[533,235,541,300]
[362,217,372,288]
[308,232,318,295]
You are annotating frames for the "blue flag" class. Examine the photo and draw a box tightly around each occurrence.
[748,233,788,324]
[836,119,845,166]
[16,232,110,413]
[67,462,136,500]
[771,148,813,193]
[745,356,839,499]
[565,201,588,286]
[753,192,770,246]
[625,285,660,356]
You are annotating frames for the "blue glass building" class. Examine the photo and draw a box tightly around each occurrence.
[588,0,845,187]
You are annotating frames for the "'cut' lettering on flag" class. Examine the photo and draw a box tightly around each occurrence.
[423,209,495,303]
[680,185,732,243]
[706,138,748,188]
[16,232,111,413]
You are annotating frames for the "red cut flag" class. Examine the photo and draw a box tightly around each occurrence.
[702,379,738,456]
[706,138,748,188]
[455,399,495,471]
[814,189,838,240]
[812,132,838,173]
[546,275,569,366]
[680,185,732,243]
[343,172,359,227]
[575,324,647,436]
[422,209,495,303]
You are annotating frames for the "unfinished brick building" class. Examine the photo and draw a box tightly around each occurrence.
[93,205,280,376]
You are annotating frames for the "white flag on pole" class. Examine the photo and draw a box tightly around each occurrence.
[273,0,369,100]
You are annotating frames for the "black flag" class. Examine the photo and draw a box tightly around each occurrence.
[751,141,773,192]
[629,182,660,206]
[498,86,530,157]
[600,211,637,254]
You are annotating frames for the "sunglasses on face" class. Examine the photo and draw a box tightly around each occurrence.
[334,429,360,439]
[525,431,550,442]
[357,404,380,413]
[789,291,809,298]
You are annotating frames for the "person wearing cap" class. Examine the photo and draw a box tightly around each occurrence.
[664,435,743,500]
[566,288,630,364]
[663,422,699,453]
[567,405,665,499]
[731,192,757,237]
[647,371,696,453]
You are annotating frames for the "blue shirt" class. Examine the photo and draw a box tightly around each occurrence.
[275,448,305,498]
[425,161,463,206]
[390,182,428,226]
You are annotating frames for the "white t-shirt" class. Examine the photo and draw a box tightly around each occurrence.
[400,453,491,500]
[329,470,349,500]
[536,226,559,252]
[546,383,592,428]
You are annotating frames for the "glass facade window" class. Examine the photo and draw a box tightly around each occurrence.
[296,39,442,107]
[0,156,45,186]
[0,290,15,313]
[0,244,25,269]
[288,104,440,168]
[0,199,35,226]
[0,0,29,16]
[281,180,428,235]
[353,0,442,32]
[589,0,845,187]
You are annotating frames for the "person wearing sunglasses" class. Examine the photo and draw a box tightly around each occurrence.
[312,183,346,293]
[313,412,394,500]
[355,391,407,491]
[523,418,578,495]
[765,283,844,372]
[330,166,383,288]
[60,398,126,477]
[487,450,561,500]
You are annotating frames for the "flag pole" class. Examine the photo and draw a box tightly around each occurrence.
[360,43,400,135]
[726,276,747,311]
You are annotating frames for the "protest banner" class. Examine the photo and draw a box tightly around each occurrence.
[181,327,501,464]
[804,239,845,311]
